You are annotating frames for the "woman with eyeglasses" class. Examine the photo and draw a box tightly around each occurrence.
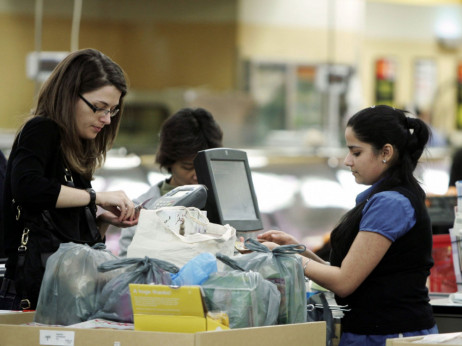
[0,48,137,310]
[258,105,438,346]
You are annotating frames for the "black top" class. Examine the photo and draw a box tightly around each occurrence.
[449,148,462,187]
[0,150,7,259]
[330,185,435,335]
[2,117,100,279]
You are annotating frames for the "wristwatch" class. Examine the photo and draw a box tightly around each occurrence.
[85,188,96,207]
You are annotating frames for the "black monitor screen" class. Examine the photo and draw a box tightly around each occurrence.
[194,148,263,232]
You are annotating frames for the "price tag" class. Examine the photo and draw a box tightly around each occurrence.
[39,330,75,345]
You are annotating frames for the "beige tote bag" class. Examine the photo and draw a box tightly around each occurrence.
[126,207,236,268]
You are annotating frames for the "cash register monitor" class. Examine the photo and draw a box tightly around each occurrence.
[194,148,263,232]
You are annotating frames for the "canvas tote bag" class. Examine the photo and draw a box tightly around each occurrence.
[126,207,236,267]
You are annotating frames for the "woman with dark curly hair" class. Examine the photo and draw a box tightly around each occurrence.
[117,107,223,257]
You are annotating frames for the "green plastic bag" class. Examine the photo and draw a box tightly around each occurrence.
[226,238,307,324]
[34,243,121,326]
[201,267,280,328]
[91,256,179,323]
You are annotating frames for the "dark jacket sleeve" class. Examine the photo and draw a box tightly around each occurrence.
[9,117,62,210]
[0,150,7,258]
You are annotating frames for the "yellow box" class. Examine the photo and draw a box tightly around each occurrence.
[129,284,229,333]
[0,311,327,346]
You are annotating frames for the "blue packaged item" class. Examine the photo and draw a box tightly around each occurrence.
[171,252,218,286]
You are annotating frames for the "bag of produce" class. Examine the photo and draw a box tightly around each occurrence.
[201,266,280,329]
[91,256,179,323]
[34,243,120,325]
[226,238,307,324]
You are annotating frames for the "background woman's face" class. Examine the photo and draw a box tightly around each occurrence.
[169,156,198,187]
[75,85,121,140]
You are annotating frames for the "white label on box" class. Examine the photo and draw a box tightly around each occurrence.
[39,330,75,345]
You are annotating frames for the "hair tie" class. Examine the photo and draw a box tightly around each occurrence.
[405,117,412,130]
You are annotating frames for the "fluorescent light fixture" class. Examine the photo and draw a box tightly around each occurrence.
[103,154,141,170]
[252,172,298,213]
[422,169,449,195]
[300,177,354,209]
[148,171,169,186]
[435,7,462,49]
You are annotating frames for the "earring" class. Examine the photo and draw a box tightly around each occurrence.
[382,159,387,163]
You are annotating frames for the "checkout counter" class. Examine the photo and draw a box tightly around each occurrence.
[426,195,462,333]
[430,293,462,333]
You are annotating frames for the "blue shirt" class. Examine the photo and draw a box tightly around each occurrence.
[356,182,416,242]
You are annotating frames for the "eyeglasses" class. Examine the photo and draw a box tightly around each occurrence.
[79,94,120,118]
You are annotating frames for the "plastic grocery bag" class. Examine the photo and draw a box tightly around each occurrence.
[306,292,336,346]
[201,268,280,328]
[226,238,307,324]
[34,243,121,326]
[91,256,179,323]
[170,252,217,286]
[126,207,236,268]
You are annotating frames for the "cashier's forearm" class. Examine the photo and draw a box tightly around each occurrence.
[300,257,344,294]
[301,231,392,298]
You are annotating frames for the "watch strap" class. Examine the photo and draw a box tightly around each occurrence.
[85,188,96,207]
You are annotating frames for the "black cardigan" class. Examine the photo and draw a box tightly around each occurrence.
[2,117,99,279]
[331,185,435,334]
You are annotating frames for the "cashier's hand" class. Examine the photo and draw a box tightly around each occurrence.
[258,230,299,246]
[260,241,280,251]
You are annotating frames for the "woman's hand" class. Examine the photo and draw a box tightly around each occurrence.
[57,187,136,223]
[97,210,138,228]
[257,230,300,246]
[96,190,136,222]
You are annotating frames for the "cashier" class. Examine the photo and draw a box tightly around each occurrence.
[259,105,438,346]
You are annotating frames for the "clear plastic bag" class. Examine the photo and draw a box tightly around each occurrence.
[306,292,336,346]
[201,269,280,329]
[90,256,179,323]
[170,252,217,286]
[224,238,307,324]
[34,242,120,326]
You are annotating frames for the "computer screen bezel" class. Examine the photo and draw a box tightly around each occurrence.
[194,148,263,232]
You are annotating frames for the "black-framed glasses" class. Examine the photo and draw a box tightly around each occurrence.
[79,94,120,118]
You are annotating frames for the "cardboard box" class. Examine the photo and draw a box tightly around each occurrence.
[0,311,326,346]
[129,284,229,333]
[386,332,462,345]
